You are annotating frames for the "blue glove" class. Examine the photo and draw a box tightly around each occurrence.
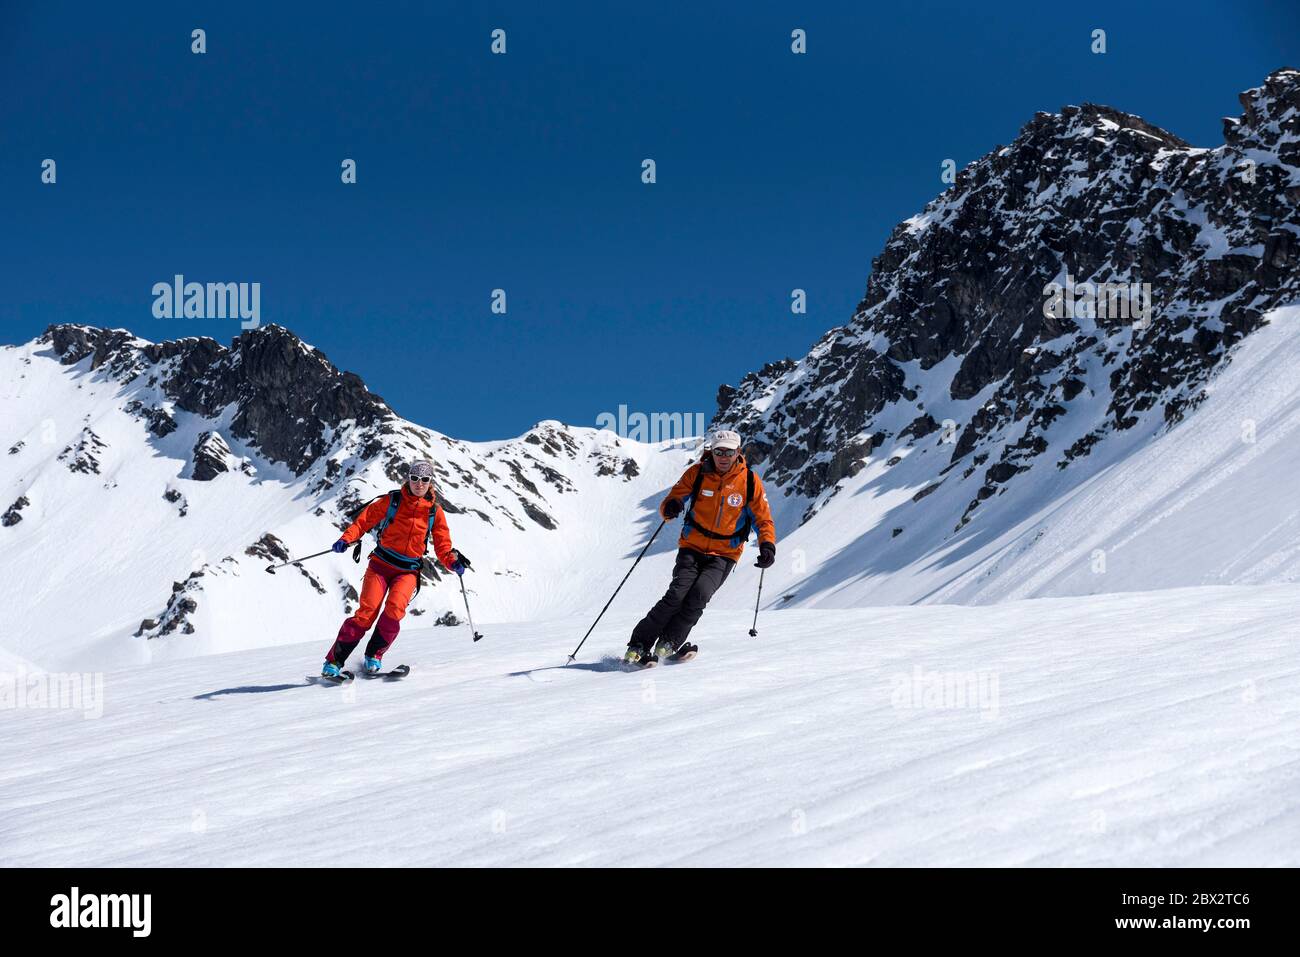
[332,539,349,554]
[450,551,471,576]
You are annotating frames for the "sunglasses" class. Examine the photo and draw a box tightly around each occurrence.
[711,448,738,455]
[408,474,433,483]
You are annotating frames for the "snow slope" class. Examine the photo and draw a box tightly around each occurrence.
[2,585,1296,867]
[715,306,1300,612]
[0,329,698,672]
[4,303,1300,676]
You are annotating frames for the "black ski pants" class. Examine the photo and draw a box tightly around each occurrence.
[630,547,735,650]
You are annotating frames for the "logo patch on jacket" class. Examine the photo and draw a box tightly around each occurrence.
[701,489,714,497]
[726,493,743,506]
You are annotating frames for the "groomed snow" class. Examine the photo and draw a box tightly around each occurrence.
[2,583,1296,866]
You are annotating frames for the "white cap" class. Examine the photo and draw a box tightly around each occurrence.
[707,429,742,451]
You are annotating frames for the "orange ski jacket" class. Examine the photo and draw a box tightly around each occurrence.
[661,453,776,562]
[342,485,457,570]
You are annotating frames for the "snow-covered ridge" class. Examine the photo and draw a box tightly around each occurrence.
[1,324,699,670]
[5,72,1300,670]
[704,68,1300,606]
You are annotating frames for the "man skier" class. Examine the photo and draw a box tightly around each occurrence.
[624,429,776,667]
[321,458,469,677]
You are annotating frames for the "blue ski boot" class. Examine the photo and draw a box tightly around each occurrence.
[363,656,383,676]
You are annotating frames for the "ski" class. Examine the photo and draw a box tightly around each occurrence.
[659,641,698,663]
[620,642,697,670]
[668,644,698,663]
[309,670,355,684]
[360,664,410,680]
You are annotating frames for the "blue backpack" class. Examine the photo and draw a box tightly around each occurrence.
[349,489,440,581]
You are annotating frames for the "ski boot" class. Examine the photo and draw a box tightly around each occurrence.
[656,638,698,662]
[363,656,382,676]
[318,660,354,683]
[622,644,659,668]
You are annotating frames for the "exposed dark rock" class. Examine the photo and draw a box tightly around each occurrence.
[912,482,942,503]
[191,431,234,481]
[504,460,541,497]
[57,428,107,475]
[531,462,576,494]
[125,400,177,437]
[298,567,327,595]
[245,533,290,563]
[900,414,940,441]
[710,69,1300,527]
[2,496,30,527]
[40,323,390,476]
[162,487,188,517]
[518,496,557,530]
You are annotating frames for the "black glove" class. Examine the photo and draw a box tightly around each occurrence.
[755,541,776,569]
[662,498,684,519]
[332,538,349,553]
[450,551,471,576]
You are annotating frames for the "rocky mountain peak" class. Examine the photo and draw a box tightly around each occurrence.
[40,322,390,475]
[1022,102,1189,152]
[712,70,1300,529]
[1224,66,1300,152]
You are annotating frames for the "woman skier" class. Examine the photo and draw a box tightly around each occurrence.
[624,430,776,667]
[321,457,469,677]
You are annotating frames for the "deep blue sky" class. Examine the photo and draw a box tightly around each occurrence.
[2,2,1295,439]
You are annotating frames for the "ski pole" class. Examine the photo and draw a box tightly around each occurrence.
[748,567,765,637]
[567,518,666,663]
[458,572,483,642]
[265,547,337,574]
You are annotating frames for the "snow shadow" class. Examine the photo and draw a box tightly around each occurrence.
[193,682,309,700]
[509,655,627,678]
